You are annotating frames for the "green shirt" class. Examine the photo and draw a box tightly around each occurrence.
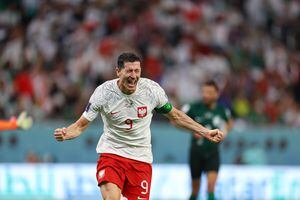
[183,101,231,154]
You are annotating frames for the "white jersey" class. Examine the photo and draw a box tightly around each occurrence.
[83,78,169,163]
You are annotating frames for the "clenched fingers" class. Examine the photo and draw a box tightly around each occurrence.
[54,128,65,141]
[208,130,224,143]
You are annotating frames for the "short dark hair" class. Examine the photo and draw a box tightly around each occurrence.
[203,80,219,91]
[117,52,141,69]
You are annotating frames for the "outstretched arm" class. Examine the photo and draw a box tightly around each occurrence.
[54,115,90,141]
[164,107,224,143]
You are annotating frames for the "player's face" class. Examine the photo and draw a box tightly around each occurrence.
[116,61,141,95]
[202,85,219,106]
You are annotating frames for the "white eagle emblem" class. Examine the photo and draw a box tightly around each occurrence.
[137,106,147,118]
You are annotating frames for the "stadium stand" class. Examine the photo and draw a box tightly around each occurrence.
[0,0,299,126]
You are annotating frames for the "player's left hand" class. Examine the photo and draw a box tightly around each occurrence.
[54,127,67,141]
[203,129,225,143]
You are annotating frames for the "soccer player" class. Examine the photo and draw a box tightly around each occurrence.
[0,111,33,131]
[54,53,225,200]
[182,80,233,200]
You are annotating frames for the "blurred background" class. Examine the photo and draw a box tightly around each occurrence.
[0,0,300,199]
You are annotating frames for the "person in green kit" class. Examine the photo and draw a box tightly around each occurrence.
[182,80,233,200]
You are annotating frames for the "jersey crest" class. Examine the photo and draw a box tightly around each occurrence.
[137,106,147,118]
[98,169,105,179]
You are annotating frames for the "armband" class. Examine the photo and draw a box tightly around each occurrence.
[155,102,173,114]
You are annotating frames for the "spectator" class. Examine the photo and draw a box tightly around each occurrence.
[0,0,299,127]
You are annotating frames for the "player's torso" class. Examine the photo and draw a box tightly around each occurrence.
[101,93,154,136]
[189,102,227,152]
[99,78,157,145]
[191,102,227,130]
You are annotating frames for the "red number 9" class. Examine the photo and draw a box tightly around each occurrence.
[125,119,133,130]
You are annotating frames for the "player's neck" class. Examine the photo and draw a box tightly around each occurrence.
[206,102,216,109]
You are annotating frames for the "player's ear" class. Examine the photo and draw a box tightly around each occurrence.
[116,67,121,77]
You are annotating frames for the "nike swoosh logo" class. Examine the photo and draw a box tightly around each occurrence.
[137,197,146,200]
[110,111,120,115]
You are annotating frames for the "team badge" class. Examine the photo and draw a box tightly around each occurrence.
[98,169,105,179]
[137,106,147,118]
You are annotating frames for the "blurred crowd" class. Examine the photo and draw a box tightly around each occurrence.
[0,0,300,126]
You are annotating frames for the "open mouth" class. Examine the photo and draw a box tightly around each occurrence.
[127,79,136,88]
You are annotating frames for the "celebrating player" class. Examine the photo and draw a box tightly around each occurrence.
[0,111,33,131]
[54,53,225,200]
[182,80,233,200]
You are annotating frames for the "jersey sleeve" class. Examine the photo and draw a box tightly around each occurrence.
[153,83,169,109]
[224,107,232,122]
[0,119,18,131]
[151,82,173,114]
[82,85,105,121]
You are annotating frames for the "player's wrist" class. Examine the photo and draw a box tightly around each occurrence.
[198,128,209,136]
[62,128,68,139]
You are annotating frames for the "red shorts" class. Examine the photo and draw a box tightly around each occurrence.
[96,153,152,200]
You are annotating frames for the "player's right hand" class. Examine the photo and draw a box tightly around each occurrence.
[54,127,67,142]
[203,129,224,143]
